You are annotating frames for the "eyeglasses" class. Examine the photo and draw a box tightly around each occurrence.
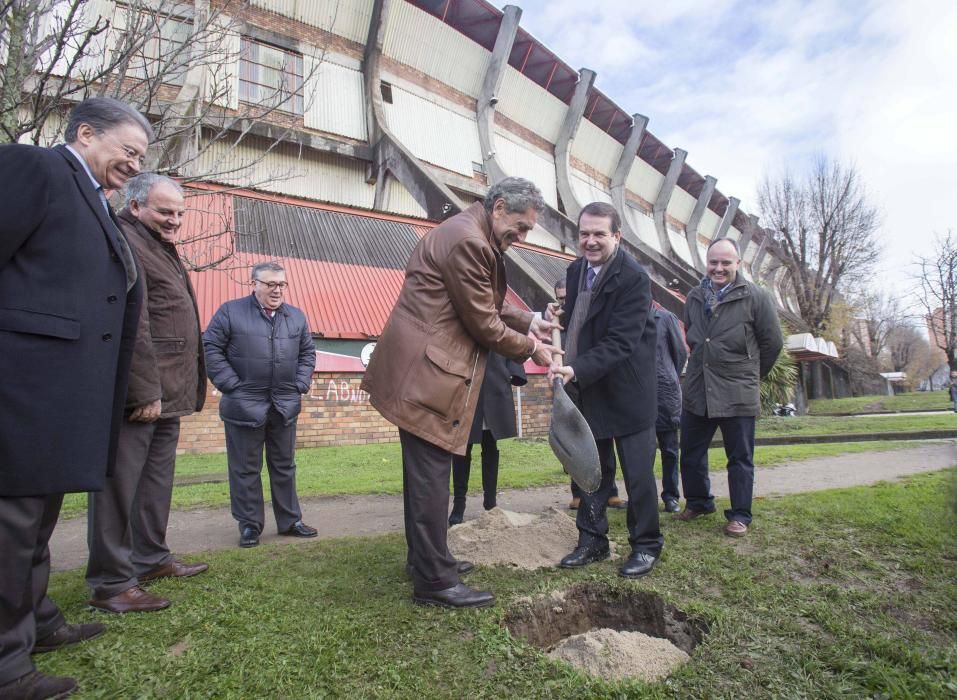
[100,131,147,168]
[254,280,288,290]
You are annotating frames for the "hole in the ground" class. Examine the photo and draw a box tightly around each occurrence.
[504,582,708,682]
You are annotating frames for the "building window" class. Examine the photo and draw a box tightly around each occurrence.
[119,5,192,86]
[239,38,304,115]
[380,81,393,104]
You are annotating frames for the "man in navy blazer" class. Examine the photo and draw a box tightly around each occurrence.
[0,97,150,699]
[551,202,663,579]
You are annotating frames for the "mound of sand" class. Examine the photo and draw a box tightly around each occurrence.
[448,506,607,570]
[548,628,690,681]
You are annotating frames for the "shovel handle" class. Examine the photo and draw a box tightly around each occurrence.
[550,308,563,355]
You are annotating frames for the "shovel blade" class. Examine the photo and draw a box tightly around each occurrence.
[548,379,602,494]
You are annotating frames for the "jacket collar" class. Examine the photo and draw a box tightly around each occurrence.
[248,292,288,317]
[117,207,177,249]
[465,202,500,257]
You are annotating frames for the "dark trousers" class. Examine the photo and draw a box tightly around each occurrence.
[576,425,663,556]
[451,430,498,509]
[679,410,756,524]
[86,417,180,599]
[570,452,620,499]
[225,408,302,534]
[399,429,458,592]
[657,429,680,502]
[0,494,66,685]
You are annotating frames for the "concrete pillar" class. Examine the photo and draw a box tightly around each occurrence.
[714,196,740,240]
[610,114,647,251]
[477,5,521,185]
[738,213,759,261]
[554,68,596,221]
[684,175,716,273]
[652,147,687,258]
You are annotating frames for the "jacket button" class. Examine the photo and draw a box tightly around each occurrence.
[705,338,710,342]
[102,333,113,341]
[107,295,118,303]
[452,420,460,427]
[464,379,471,386]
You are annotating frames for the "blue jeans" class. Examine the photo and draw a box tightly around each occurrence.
[679,411,756,525]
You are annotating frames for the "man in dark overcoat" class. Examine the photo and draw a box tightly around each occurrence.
[552,201,663,579]
[0,97,150,699]
[655,306,688,513]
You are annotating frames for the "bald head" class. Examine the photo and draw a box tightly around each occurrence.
[706,238,741,287]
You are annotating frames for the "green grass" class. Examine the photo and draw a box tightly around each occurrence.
[58,439,923,520]
[42,470,957,698]
[809,391,952,414]
[756,413,957,437]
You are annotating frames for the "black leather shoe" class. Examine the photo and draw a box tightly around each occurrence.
[448,500,465,526]
[0,670,77,699]
[239,526,260,548]
[559,543,610,569]
[280,521,317,538]
[663,498,680,513]
[406,560,474,578]
[619,552,659,579]
[413,583,495,608]
[33,623,106,654]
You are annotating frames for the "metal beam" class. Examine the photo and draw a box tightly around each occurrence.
[739,213,759,261]
[684,174,716,273]
[652,147,687,258]
[714,196,740,239]
[554,68,596,221]
[477,4,521,186]
[609,113,647,254]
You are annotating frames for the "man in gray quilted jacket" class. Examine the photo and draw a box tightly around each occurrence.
[204,261,318,548]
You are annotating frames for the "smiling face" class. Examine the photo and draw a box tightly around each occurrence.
[253,269,287,310]
[578,212,621,265]
[707,239,741,287]
[73,121,148,191]
[490,200,537,252]
[130,181,185,243]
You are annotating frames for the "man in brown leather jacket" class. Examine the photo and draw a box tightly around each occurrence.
[362,177,556,608]
[86,174,209,614]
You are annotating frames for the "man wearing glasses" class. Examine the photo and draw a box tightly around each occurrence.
[203,262,318,548]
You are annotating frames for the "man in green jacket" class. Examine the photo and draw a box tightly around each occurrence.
[674,238,782,537]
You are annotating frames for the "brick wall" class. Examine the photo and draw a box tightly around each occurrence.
[178,372,554,453]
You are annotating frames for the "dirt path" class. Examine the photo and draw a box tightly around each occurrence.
[49,441,957,572]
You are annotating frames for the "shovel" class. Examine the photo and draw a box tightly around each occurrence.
[547,323,602,494]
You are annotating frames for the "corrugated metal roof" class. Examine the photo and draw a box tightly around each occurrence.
[234,197,423,269]
[511,244,574,288]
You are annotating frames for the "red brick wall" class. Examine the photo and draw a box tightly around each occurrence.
[178,372,554,453]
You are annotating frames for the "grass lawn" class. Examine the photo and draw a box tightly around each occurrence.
[42,470,957,698]
[756,413,957,437]
[809,391,952,414]
[57,439,924,519]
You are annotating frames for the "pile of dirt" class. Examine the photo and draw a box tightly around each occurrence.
[548,628,690,681]
[448,507,609,570]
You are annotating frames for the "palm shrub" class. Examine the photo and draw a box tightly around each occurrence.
[760,323,798,415]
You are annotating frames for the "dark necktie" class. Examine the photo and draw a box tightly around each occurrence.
[586,267,596,290]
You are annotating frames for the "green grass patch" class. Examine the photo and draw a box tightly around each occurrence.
[43,470,957,698]
[756,413,957,437]
[809,391,952,414]
[59,439,923,520]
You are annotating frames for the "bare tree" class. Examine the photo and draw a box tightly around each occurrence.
[914,231,957,370]
[1,0,331,269]
[845,289,902,359]
[758,157,881,336]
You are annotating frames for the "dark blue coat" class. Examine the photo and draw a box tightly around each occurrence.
[467,352,527,443]
[203,294,316,427]
[0,145,142,496]
[654,307,687,432]
[564,247,657,439]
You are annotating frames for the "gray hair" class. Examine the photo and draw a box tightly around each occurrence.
[707,237,741,258]
[251,261,285,280]
[125,173,183,207]
[483,177,545,215]
[65,97,153,143]
[554,278,566,292]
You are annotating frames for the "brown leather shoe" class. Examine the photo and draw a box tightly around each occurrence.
[138,559,209,583]
[32,623,105,654]
[0,670,77,699]
[88,586,170,614]
[673,507,716,522]
[607,496,627,509]
[568,497,580,510]
[724,520,748,537]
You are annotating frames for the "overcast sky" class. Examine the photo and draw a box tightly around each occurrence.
[497,0,955,298]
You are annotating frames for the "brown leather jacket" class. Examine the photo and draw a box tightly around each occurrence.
[361,202,534,454]
[119,209,207,418]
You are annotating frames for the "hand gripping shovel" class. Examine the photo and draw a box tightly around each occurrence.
[547,324,602,494]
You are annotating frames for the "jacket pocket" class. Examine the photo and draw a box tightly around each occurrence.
[403,344,471,420]
[0,308,80,340]
[153,337,186,354]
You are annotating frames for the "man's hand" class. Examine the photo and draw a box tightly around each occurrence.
[529,316,561,342]
[129,399,161,423]
[548,365,575,385]
[544,302,563,323]
[530,340,559,367]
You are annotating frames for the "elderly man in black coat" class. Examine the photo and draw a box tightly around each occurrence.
[0,97,150,699]
[448,352,526,525]
[551,202,662,579]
